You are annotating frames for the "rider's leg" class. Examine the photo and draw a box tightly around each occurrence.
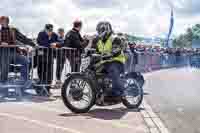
[106,62,124,96]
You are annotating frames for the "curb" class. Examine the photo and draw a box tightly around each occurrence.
[140,99,170,133]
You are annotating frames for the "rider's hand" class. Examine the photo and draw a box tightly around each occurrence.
[102,53,113,60]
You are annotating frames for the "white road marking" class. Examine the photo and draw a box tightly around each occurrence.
[0,112,82,133]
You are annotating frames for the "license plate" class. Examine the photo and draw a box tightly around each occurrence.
[8,88,15,92]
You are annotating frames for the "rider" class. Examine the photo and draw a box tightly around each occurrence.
[93,21,127,97]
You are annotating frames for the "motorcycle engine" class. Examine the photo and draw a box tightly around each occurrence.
[101,77,112,92]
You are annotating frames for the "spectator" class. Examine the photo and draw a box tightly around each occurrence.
[57,28,65,45]
[64,19,89,72]
[0,16,35,82]
[126,42,138,72]
[56,28,65,84]
[37,24,58,48]
[36,24,59,94]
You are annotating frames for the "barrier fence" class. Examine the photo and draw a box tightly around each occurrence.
[31,47,80,87]
[128,50,194,73]
[0,46,200,87]
[0,45,30,82]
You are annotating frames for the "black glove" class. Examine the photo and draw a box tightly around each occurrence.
[102,53,113,60]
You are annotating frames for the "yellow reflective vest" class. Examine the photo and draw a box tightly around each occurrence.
[97,37,126,64]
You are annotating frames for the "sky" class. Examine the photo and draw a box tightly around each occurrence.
[0,0,199,38]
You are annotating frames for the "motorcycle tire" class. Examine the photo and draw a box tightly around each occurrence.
[122,75,143,109]
[61,74,96,113]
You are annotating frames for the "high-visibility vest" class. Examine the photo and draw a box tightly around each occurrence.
[97,37,126,64]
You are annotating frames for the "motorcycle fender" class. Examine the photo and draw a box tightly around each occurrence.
[125,72,145,87]
[65,72,97,91]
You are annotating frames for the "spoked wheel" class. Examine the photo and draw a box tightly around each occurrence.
[122,77,143,109]
[61,74,96,113]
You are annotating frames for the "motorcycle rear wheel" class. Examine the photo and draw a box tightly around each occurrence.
[122,77,143,109]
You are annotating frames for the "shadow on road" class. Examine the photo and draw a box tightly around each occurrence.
[0,92,58,103]
[143,92,150,96]
[59,107,144,120]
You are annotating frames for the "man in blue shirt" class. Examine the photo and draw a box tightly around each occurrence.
[57,28,65,45]
[36,24,59,95]
[37,24,59,48]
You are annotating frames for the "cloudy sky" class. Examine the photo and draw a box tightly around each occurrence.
[0,0,199,38]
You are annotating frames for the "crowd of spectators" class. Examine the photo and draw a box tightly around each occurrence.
[0,16,89,95]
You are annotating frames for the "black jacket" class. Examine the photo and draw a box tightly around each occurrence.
[64,28,88,50]
[15,28,35,46]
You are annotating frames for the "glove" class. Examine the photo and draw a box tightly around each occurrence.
[102,53,113,60]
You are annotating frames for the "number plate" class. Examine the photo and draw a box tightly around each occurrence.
[81,57,91,71]
[8,88,15,92]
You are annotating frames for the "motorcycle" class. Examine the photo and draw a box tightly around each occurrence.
[61,49,144,113]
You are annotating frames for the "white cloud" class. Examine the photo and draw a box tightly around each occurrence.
[0,0,199,38]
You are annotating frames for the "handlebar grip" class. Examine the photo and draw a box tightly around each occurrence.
[102,54,113,60]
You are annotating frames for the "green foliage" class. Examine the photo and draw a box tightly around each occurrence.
[127,35,143,42]
[173,24,200,48]
[192,24,200,40]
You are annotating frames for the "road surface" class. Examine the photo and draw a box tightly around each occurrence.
[1,67,199,133]
[144,67,200,133]
[0,94,149,133]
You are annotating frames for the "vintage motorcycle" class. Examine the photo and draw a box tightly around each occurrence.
[61,49,144,113]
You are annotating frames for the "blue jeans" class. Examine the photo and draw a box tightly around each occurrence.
[105,62,124,96]
[0,52,29,81]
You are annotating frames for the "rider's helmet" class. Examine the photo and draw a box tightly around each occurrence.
[96,21,113,41]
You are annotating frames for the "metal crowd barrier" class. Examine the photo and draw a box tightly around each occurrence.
[31,47,81,87]
[0,45,31,82]
[0,45,84,98]
[1,44,200,99]
[0,45,31,99]
[129,50,193,73]
[190,53,200,68]
[0,46,197,85]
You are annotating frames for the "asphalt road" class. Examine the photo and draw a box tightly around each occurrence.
[0,60,150,133]
[144,67,200,133]
[0,94,149,133]
[2,66,200,133]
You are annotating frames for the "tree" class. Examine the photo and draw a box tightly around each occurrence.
[172,24,200,48]
[192,24,200,40]
[173,34,188,48]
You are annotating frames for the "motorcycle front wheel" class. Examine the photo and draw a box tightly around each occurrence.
[61,74,96,113]
[122,76,143,109]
